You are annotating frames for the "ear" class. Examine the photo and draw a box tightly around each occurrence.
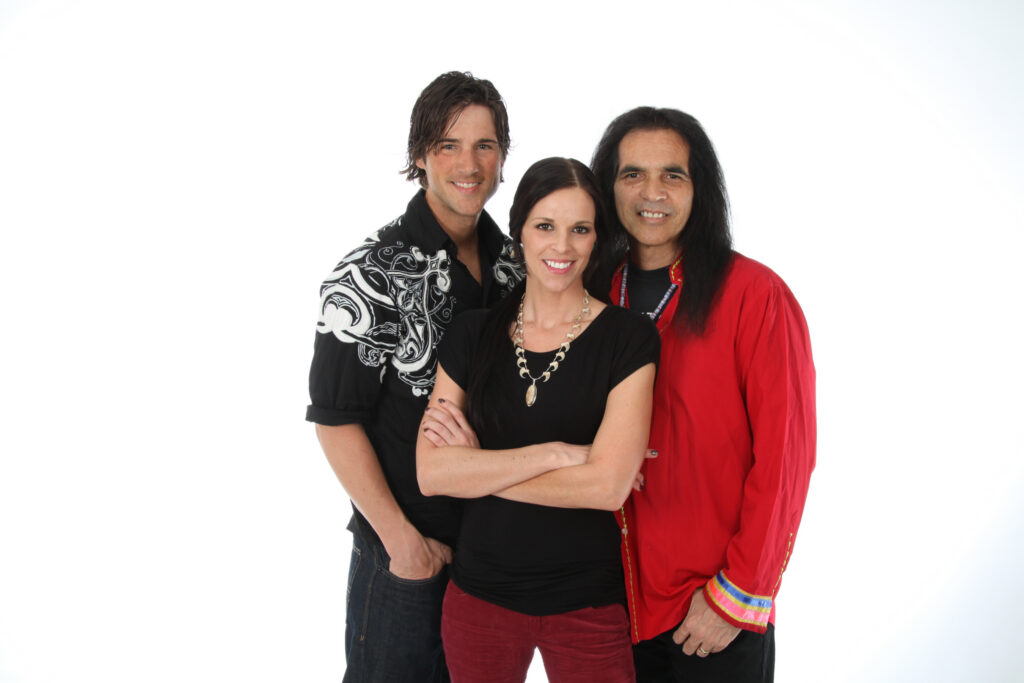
[415,157,426,171]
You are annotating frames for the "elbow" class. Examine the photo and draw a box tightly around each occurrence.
[417,447,460,498]
[417,444,469,498]
[417,472,437,497]
[417,470,443,498]
[597,462,645,510]
[416,448,441,497]
[600,492,630,512]
[595,479,632,512]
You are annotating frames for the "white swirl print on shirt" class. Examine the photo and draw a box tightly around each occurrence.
[317,231,455,397]
[492,241,520,289]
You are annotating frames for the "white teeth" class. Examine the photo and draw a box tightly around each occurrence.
[544,260,572,270]
[640,210,667,218]
[453,181,479,189]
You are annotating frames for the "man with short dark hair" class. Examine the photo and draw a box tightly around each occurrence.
[306,71,521,682]
[592,108,816,683]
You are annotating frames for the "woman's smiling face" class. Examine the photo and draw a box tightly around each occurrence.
[519,186,597,293]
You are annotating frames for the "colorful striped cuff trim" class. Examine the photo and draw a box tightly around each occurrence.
[706,572,772,627]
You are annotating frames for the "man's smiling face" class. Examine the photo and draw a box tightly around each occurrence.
[415,104,503,233]
[613,128,694,268]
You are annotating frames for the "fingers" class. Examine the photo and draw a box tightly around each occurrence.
[387,543,436,581]
[632,449,656,491]
[680,589,741,656]
[437,399,480,447]
[424,406,459,433]
[672,617,706,656]
[671,622,689,647]
[427,538,454,565]
[424,405,477,447]
[675,626,729,657]
[438,399,471,431]
[422,415,457,445]
[670,588,737,657]
[438,543,453,564]
[421,429,447,448]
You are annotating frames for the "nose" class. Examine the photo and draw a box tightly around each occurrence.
[640,177,666,202]
[553,228,571,252]
[455,146,478,175]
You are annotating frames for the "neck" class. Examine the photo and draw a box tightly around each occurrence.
[521,280,588,328]
[444,222,479,252]
[630,242,680,270]
[424,190,480,247]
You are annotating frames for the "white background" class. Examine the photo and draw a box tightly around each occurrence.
[1,1,1022,681]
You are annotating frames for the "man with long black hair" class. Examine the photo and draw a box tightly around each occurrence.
[592,108,816,683]
[306,72,521,681]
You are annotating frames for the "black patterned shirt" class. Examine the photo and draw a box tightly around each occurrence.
[306,190,522,548]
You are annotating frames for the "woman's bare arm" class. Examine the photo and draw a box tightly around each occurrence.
[415,366,588,498]
[494,362,656,511]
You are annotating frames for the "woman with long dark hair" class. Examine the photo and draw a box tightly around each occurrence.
[416,157,659,682]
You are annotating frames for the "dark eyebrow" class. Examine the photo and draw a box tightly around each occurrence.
[437,137,499,146]
[619,164,643,174]
[664,165,689,176]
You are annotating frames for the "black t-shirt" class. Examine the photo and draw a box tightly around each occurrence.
[305,191,522,548]
[438,305,659,615]
[625,264,672,317]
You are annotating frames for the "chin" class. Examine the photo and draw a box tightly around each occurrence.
[534,276,584,294]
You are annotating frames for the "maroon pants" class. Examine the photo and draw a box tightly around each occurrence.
[441,580,635,683]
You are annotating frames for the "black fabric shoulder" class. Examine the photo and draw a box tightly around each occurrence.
[438,309,489,391]
[306,235,403,426]
[604,306,661,390]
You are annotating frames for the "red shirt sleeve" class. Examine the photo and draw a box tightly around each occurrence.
[703,276,816,633]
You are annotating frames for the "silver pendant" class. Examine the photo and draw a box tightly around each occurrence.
[525,383,537,407]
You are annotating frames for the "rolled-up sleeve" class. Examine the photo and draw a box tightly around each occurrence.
[306,256,398,426]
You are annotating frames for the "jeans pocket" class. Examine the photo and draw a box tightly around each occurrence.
[372,542,449,586]
[346,550,448,682]
[346,541,363,604]
[380,564,448,587]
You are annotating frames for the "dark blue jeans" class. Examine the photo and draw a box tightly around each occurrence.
[344,532,450,683]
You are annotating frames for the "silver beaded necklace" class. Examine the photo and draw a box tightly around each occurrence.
[619,262,678,323]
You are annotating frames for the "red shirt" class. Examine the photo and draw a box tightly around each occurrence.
[614,252,816,642]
